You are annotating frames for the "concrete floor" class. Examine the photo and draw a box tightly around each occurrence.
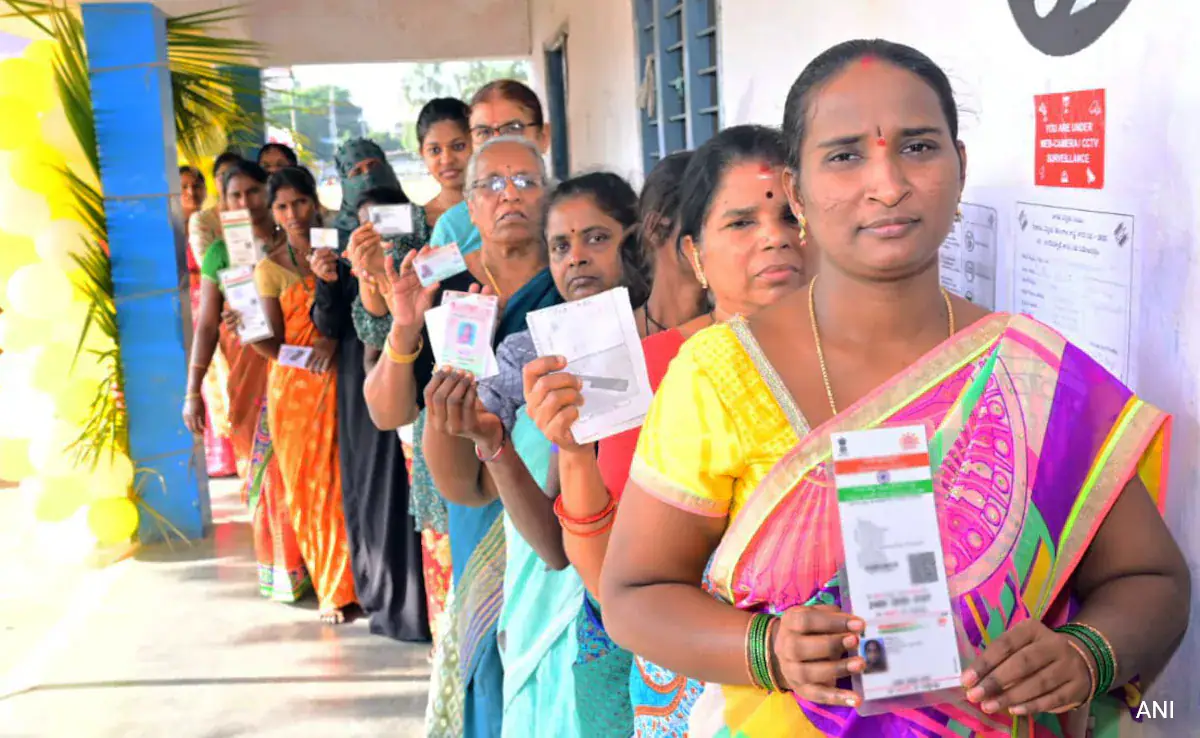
[0,479,431,738]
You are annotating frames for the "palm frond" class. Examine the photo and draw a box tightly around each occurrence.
[4,0,261,546]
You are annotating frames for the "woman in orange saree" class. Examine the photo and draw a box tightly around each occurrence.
[245,166,357,623]
[190,160,307,602]
[601,40,1190,738]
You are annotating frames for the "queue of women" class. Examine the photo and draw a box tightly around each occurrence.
[180,39,1190,738]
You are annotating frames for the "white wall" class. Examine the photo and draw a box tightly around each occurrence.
[721,1,1200,730]
[138,0,532,66]
[527,0,643,184]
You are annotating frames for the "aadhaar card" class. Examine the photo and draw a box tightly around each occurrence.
[221,209,265,268]
[413,244,468,287]
[831,425,962,710]
[367,204,414,236]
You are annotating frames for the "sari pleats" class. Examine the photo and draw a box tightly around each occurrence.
[267,277,356,612]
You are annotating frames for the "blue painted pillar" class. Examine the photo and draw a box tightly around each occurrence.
[223,65,264,157]
[82,3,210,542]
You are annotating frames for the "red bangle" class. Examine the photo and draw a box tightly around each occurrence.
[553,493,616,527]
[568,514,615,538]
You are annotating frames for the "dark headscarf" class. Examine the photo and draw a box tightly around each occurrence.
[332,138,403,249]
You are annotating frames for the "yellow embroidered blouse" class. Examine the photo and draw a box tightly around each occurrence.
[253,257,302,299]
[629,318,810,522]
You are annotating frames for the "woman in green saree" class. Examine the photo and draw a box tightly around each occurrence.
[601,40,1190,738]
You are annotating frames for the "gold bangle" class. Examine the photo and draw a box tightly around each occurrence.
[1063,637,1097,703]
[385,334,423,364]
[185,392,202,400]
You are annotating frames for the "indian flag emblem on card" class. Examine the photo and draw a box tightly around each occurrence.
[900,432,920,451]
[876,471,891,484]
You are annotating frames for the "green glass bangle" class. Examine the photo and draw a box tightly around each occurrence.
[747,613,776,692]
[1056,624,1115,696]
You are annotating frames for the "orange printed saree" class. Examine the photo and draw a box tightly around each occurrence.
[629,313,1170,738]
[257,260,357,613]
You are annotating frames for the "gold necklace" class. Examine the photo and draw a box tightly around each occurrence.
[481,257,502,297]
[808,274,955,416]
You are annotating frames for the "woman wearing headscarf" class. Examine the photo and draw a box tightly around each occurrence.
[308,157,431,640]
[331,139,404,250]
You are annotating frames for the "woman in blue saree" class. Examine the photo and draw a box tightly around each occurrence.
[361,133,555,738]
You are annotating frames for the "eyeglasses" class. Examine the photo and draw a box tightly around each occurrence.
[470,173,544,195]
[470,121,534,142]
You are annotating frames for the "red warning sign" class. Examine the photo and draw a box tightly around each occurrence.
[1034,89,1105,189]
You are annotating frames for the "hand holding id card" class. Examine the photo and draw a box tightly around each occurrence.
[831,425,963,715]
[413,244,468,287]
[367,204,414,236]
[310,228,339,251]
[441,293,499,377]
[218,266,273,344]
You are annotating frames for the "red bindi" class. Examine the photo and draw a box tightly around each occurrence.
[861,55,876,67]
[876,137,887,147]
[759,164,773,174]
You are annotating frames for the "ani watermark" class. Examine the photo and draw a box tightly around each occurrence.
[1134,700,1175,720]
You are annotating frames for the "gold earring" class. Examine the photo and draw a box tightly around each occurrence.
[798,212,808,242]
[691,251,708,290]
[955,206,963,223]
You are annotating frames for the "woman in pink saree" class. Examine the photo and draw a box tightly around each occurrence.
[600,40,1190,738]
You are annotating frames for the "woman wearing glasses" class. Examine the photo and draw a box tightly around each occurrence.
[426,80,551,264]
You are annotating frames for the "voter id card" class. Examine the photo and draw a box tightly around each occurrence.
[831,425,963,714]
[221,209,265,268]
[277,344,313,370]
[310,228,339,251]
[442,294,498,378]
[414,243,468,287]
[367,204,414,236]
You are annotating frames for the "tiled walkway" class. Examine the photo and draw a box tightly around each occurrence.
[0,479,430,738]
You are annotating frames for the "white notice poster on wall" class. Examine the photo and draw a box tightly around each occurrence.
[1012,202,1134,381]
[939,201,998,308]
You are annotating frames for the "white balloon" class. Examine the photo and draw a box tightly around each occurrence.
[34,219,88,271]
[0,181,51,238]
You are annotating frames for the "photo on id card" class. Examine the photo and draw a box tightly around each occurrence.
[442,299,496,377]
[829,421,965,715]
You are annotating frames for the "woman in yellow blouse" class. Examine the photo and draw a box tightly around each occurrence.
[601,40,1189,738]
[242,166,358,624]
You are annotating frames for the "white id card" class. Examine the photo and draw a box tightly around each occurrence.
[367,204,414,236]
[442,294,499,377]
[218,266,273,344]
[424,292,499,378]
[831,425,963,714]
[310,228,339,251]
[277,344,313,370]
[220,209,265,268]
[413,244,468,287]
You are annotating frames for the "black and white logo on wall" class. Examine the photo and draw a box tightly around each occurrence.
[1009,0,1133,57]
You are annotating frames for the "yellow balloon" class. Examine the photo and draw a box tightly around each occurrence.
[0,311,48,352]
[55,377,98,424]
[11,142,67,197]
[23,39,60,69]
[0,181,51,237]
[86,496,139,544]
[33,474,90,523]
[0,437,34,482]
[0,231,39,286]
[5,262,73,318]
[0,57,56,113]
[90,452,135,498]
[0,94,40,151]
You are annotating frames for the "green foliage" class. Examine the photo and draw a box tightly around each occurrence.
[265,84,364,160]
